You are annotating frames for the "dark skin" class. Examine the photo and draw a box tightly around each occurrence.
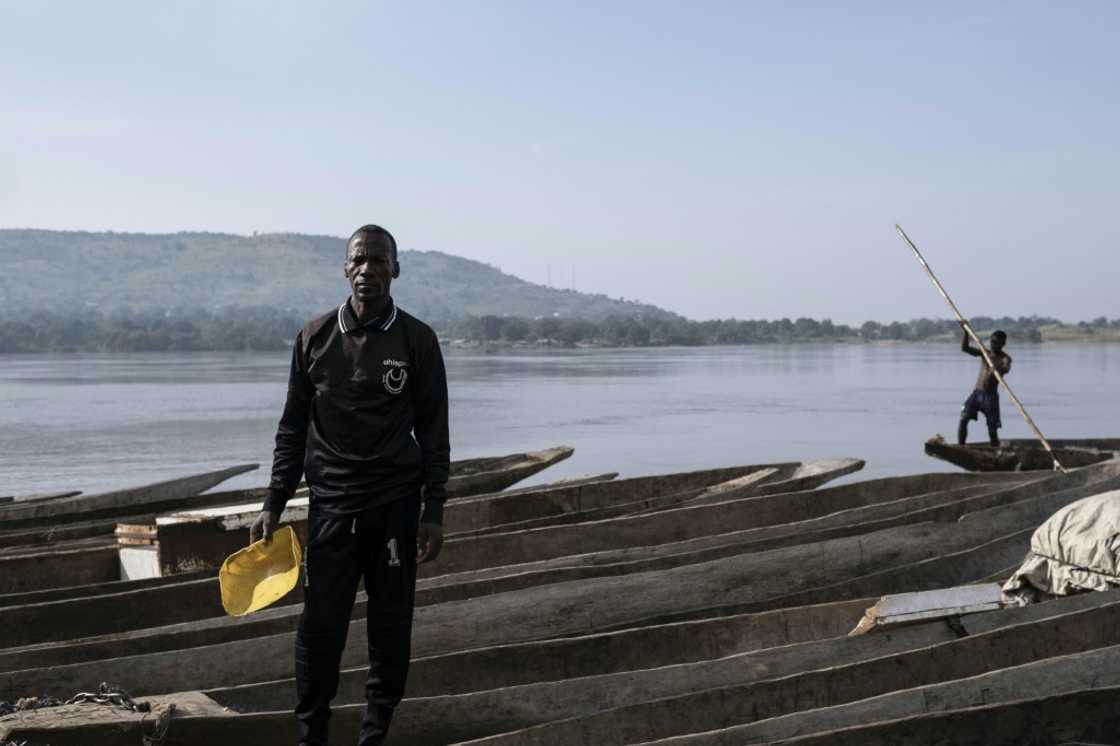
[250,232,444,563]
[957,323,1010,447]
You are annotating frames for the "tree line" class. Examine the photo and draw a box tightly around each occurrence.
[440,314,1099,347]
[2,308,1118,353]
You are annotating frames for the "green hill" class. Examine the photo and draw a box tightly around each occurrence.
[0,229,678,322]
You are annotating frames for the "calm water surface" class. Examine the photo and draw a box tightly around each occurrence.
[1,344,1116,496]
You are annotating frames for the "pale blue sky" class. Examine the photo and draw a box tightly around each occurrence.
[1,1,1117,322]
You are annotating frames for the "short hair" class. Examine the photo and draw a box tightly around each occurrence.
[992,330,1007,343]
[347,224,397,260]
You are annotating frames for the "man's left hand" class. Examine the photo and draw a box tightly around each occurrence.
[418,522,444,563]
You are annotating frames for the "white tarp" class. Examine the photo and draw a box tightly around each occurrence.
[1004,489,1120,604]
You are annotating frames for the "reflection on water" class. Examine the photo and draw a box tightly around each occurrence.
[1,344,1117,495]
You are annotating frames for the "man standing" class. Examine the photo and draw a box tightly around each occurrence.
[251,224,449,746]
[958,324,1011,447]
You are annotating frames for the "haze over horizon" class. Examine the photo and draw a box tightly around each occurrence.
[2,2,1117,323]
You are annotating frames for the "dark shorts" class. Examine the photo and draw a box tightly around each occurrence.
[962,390,1001,429]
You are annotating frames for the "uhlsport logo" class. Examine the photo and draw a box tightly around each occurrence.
[382,359,409,395]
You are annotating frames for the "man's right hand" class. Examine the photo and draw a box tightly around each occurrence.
[250,510,280,544]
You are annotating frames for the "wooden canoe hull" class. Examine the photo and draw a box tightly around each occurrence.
[0,513,1052,699]
[444,446,574,497]
[458,593,1120,746]
[0,446,570,538]
[198,592,1120,746]
[0,464,1106,654]
[11,591,1120,746]
[661,643,1120,744]
[7,462,1120,745]
[0,478,1007,657]
[0,464,259,528]
[8,685,1120,746]
[0,469,1070,649]
[455,458,867,537]
[761,686,1120,746]
[0,486,274,550]
[925,437,1120,472]
[126,459,860,579]
[0,490,80,504]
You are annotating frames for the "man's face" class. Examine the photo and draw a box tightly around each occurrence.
[344,235,395,305]
[990,334,1005,352]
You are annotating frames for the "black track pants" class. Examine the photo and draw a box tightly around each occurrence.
[295,495,420,746]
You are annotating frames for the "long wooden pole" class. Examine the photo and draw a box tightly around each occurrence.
[894,224,1066,472]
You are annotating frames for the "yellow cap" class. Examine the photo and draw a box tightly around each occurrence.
[219,525,303,616]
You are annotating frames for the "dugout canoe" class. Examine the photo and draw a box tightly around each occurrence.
[649,643,1120,744]
[0,476,1011,654]
[0,490,80,505]
[459,588,1120,746]
[0,568,214,610]
[430,470,1059,577]
[445,458,862,534]
[444,446,574,497]
[192,589,1120,746]
[115,459,860,579]
[0,469,1064,648]
[455,458,866,536]
[415,480,1035,605]
[924,435,1120,472]
[7,472,1120,742]
[6,473,1107,701]
[10,684,1120,746]
[0,598,875,745]
[0,486,276,550]
[0,471,614,556]
[0,475,616,609]
[0,480,1022,659]
[0,464,1097,653]
[754,685,1120,746]
[0,462,596,593]
[15,587,1120,746]
[0,464,259,528]
[0,448,577,546]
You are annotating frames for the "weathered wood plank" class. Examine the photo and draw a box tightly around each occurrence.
[461,594,1120,745]
[761,686,1120,746]
[648,645,1120,744]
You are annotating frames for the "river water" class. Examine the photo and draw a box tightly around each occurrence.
[1,344,1117,496]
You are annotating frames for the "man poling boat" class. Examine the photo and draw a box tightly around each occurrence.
[958,323,1011,447]
[894,225,1066,472]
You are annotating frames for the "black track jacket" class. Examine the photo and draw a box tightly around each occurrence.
[266,298,450,524]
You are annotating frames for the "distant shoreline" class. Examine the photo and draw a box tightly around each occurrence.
[3,311,1118,353]
[444,333,1120,351]
[6,335,1120,355]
